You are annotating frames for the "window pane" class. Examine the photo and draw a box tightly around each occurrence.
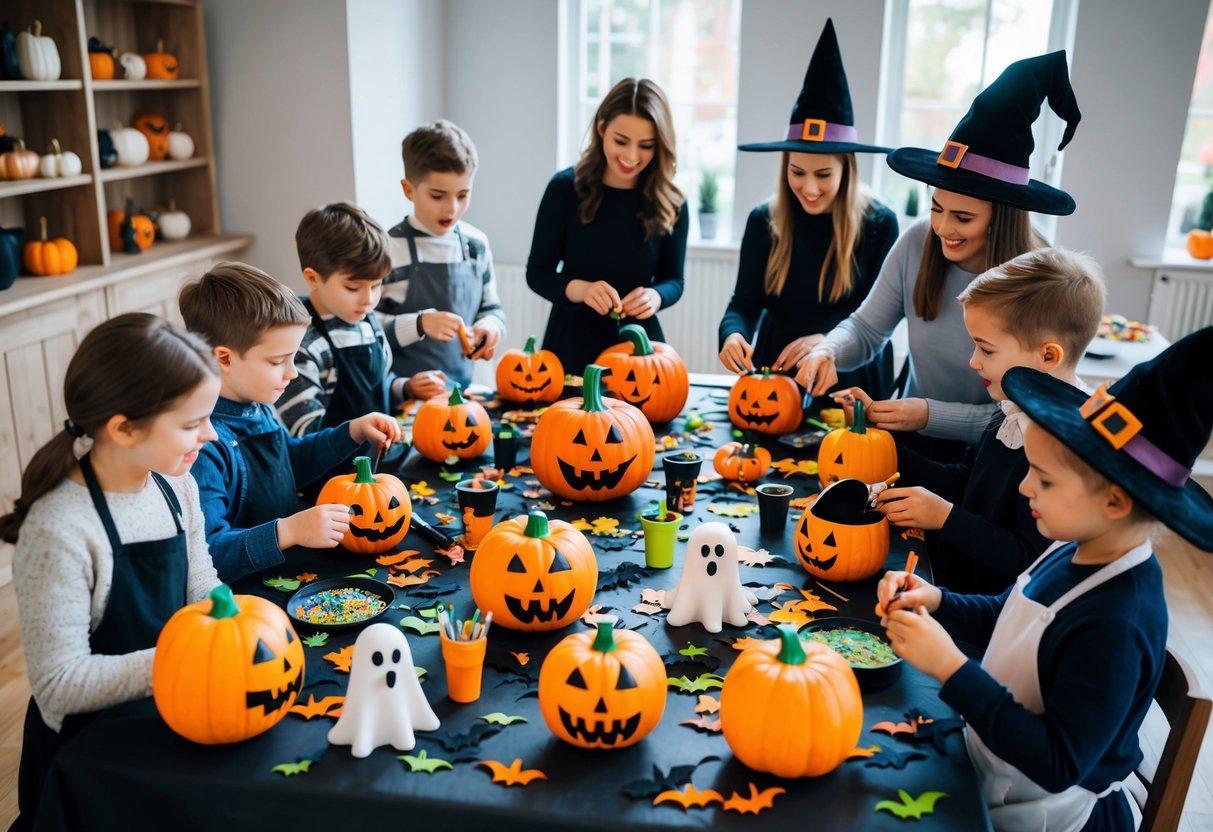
[1168,5,1213,249]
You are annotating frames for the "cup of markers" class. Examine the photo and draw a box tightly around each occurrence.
[438,603,491,703]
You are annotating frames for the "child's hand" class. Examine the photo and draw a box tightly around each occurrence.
[833,388,929,432]
[467,322,500,360]
[795,350,838,396]
[719,333,754,374]
[773,334,824,373]
[883,607,967,683]
[420,310,464,342]
[406,371,446,400]
[620,287,661,320]
[278,504,350,550]
[350,412,403,446]
[875,569,941,618]
[875,486,953,530]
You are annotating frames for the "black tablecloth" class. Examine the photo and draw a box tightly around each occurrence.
[35,384,991,832]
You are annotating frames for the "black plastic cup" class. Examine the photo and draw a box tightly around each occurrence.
[662,451,703,513]
[756,483,794,534]
[493,428,518,471]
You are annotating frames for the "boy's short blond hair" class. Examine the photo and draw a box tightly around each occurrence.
[401,120,478,181]
[958,247,1106,368]
[179,261,310,355]
[295,202,391,283]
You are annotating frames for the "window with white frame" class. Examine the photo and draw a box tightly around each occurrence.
[875,0,1077,238]
[1167,4,1213,252]
[567,0,741,242]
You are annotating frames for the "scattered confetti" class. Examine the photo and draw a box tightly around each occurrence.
[293,586,387,626]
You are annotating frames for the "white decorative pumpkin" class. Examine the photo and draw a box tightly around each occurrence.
[157,201,191,241]
[16,20,61,82]
[119,52,146,81]
[166,126,195,161]
[110,124,149,167]
[39,139,82,178]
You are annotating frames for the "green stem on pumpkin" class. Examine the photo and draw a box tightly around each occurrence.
[524,510,550,539]
[852,399,868,435]
[581,364,608,413]
[207,584,240,620]
[774,624,807,665]
[619,324,655,356]
[523,335,538,354]
[592,620,618,653]
[448,383,467,406]
[352,455,374,483]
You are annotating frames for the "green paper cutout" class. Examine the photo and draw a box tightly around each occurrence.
[415,666,427,682]
[706,502,759,518]
[874,790,947,820]
[271,758,315,776]
[678,643,709,659]
[667,674,725,693]
[480,712,528,726]
[400,616,442,636]
[398,749,452,773]
[302,632,329,648]
[438,469,462,482]
[263,576,301,591]
[345,568,378,578]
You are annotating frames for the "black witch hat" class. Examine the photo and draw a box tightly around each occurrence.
[886,51,1080,215]
[739,19,889,155]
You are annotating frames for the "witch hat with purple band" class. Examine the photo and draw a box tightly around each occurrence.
[1002,327,1213,551]
[886,51,1080,215]
[738,18,889,155]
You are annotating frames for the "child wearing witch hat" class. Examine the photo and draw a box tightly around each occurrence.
[877,327,1213,830]
[799,51,1081,459]
[718,18,899,399]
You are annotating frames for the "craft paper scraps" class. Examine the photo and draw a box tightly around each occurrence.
[872,720,915,736]
[793,589,838,613]
[436,542,465,565]
[722,784,785,814]
[434,512,456,525]
[737,546,785,567]
[864,747,928,770]
[480,712,528,726]
[288,695,344,720]
[387,569,440,588]
[667,674,725,694]
[768,601,816,630]
[375,550,420,566]
[901,527,926,541]
[400,616,442,636]
[302,632,329,648]
[296,572,318,583]
[478,758,547,787]
[874,790,947,820]
[679,715,722,733]
[847,745,881,759]
[653,784,724,810]
[510,651,530,666]
[263,576,300,592]
[324,645,354,673]
[398,750,452,773]
[620,756,720,800]
[706,502,759,518]
[771,458,819,478]
[729,636,767,652]
[271,758,316,776]
[694,695,720,714]
[745,608,771,627]
[409,481,436,498]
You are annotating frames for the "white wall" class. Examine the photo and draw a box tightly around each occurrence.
[205,0,357,289]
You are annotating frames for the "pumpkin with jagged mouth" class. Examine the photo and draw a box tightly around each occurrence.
[412,383,492,461]
[727,367,804,435]
[316,456,412,554]
[496,336,564,403]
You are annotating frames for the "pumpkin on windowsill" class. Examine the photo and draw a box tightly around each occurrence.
[495,335,563,403]
[727,367,803,436]
[595,324,689,424]
[316,455,412,555]
[1187,229,1213,260]
[412,383,492,462]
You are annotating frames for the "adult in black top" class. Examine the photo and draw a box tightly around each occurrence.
[526,78,689,375]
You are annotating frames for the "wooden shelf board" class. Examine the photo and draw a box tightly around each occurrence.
[0,175,94,199]
[0,80,84,92]
[91,79,201,91]
[98,158,208,182]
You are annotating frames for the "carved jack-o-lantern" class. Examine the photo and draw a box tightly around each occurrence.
[316,456,412,554]
[412,383,492,462]
[816,399,897,487]
[595,324,689,424]
[132,113,171,160]
[539,621,666,749]
[531,364,654,501]
[153,585,305,744]
[794,478,889,582]
[713,441,772,483]
[495,336,564,403]
[728,368,804,435]
[470,511,597,631]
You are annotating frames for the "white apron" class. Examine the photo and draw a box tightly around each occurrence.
[966,541,1153,832]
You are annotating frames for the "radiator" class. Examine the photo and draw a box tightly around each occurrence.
[485,248,741,383]
[1148,270,1213,341]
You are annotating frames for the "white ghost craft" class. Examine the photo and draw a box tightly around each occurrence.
[328,623,440,757]
[662,521,757,633]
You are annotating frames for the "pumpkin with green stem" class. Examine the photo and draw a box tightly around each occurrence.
[727,367,803,435]
[495,335,563,403]
[816,399,897,487]
[412,383,491,461]
[595,324,689,423]
[713,440,772,483]
[316,456,412,554]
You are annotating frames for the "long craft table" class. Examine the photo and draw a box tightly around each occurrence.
[35,380,992,831]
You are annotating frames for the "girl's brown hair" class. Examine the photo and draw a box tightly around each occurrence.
[764,152,871,300]
[574,77,684,240]
[912,197,1044,322]
[0,313,217,544]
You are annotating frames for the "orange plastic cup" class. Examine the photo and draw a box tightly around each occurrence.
[440,629,487,703]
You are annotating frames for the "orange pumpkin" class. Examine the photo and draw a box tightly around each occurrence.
[719,625,862,777]
[108,199,155,253]
[132,113,171,160]
[153,584,304,745]
[539,621,666,749]
[728,368,804,435]
[595,324,689,423]
[412,383,491,462]
[470,511,597,631]
[794,478,890,581]
[24,216,78,276]
[713,441,771,483]
[816,399,897,487]
[1187,229,1213,260]
[495,335,563,403]
[531,364,654,501]
[0,139,39,180]
[87,37,115,80]
[316,455,412,554]
[143,39,179,79]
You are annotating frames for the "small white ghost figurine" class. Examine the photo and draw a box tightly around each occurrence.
[662,522,757,633]
[328,622,440,757]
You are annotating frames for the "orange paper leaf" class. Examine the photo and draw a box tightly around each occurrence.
[324,645,354,673]
[722,783,786,814]
[511,651,530,666]
[288,695,344,719]
[478,758,547,787]
[694,694,720,714]
[295,572,318,583]
[375,550,419,566]
[653,784,724,810]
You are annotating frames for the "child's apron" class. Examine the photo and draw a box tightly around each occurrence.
[303,299,389,429]
[966,541,1152,831]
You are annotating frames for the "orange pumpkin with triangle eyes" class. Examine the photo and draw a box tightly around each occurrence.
[495,336,563,403]
[728,368,803,435]
[816,400,897,487]
[316,456,412,554]
[794,478,889,582]
[412,383,492,462]
[595,324,688,424]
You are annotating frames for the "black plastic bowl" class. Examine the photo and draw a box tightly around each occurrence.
[285,577,394,633]
[803,616,903,692]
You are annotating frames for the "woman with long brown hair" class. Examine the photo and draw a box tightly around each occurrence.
[526,77,688,373]
[720,20,898,398]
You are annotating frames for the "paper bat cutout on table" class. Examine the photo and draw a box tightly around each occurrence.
[398,749,453,773]
[722,784,786,814]
[480,712,527,726]
[376,549,421,566]
[288,695,344,720]
[416,722,503,763]
[872,720,915,736]
[667,674,725,693]
[271,758,316,776]
[653,784,724,809]
[864,747,928,770]
[906,710,965,754]
[323,645,354,673]
[478,758,547,787]
[406,580,460,599]
[621,755,722,800]
[680,715,722,733]
[597,561,648,592]
[874,790,947,820]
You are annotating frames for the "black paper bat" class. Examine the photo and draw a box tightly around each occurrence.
[406,580,461,599]
[864,747,928,770]
[597,561,648,592]
[621,755,721,799]
[415,723,503,762]
[905,708,965,754]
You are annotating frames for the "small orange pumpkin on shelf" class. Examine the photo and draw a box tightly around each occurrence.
[87,36,116,80]
[727,367,804,435]
[132,113,172,160]
[107,199,155,253]
[143,38,180,80]
[0,139,39,180]
[713,441,772,483]
[315,455,412,555]
[24,216,78,276]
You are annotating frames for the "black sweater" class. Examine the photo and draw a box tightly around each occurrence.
[525,167,689,374]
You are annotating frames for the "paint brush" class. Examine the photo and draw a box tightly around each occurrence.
[410,514,456,549]
[896,550,918,597]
